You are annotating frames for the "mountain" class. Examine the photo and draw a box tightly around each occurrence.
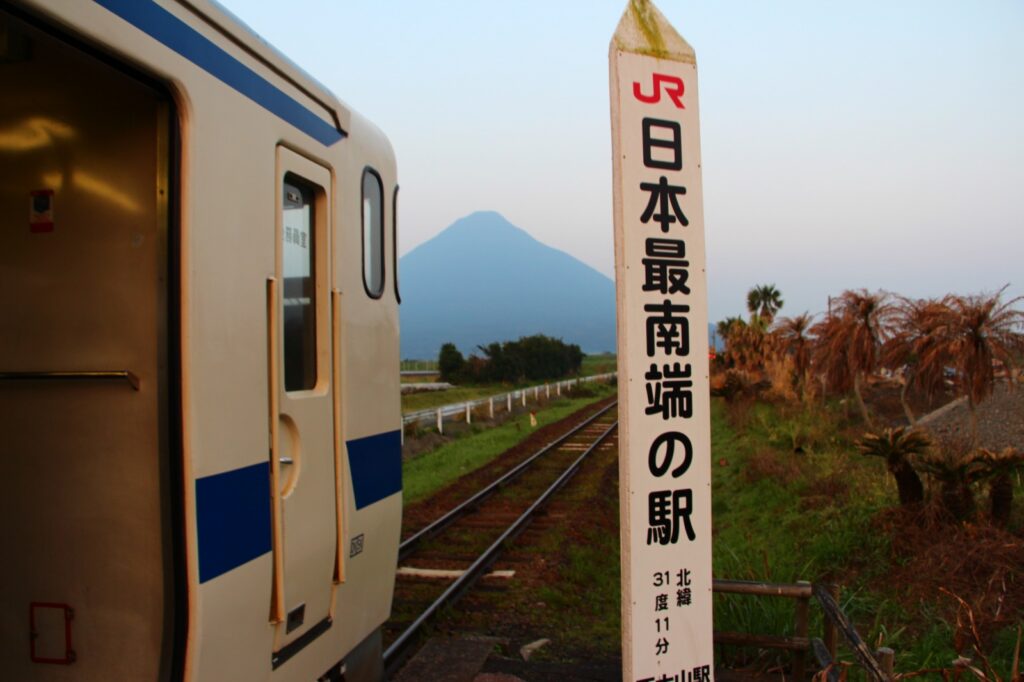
[399,211,616,360]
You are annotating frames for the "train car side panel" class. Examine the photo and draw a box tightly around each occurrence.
[0,7,173,679]
[2,1,403,680]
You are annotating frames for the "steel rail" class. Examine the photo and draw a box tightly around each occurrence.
[383,420,618,675]
[398,400,618,562]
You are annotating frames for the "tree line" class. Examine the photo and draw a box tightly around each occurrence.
[438,334,584,384]
[718,285,1023,430]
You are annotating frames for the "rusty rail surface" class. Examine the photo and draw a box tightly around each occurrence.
[384,419,618,678]
[398,400,618,562]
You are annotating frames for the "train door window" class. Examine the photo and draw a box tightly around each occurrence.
[283,174,318,391]
[393,186,401,303]
[362,168,384,298]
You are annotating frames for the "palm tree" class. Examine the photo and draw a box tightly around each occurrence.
[856,427,929,506]
[915,447,990,522]
[746,284,784,326]
[773,313,814,398]
[922,286,1024,442]
[811,289,896,428]
[881,297,953,425]
[718,317,755,370]
[732,320,776,374]
[716,316,745,346]
[973,447,1024,526]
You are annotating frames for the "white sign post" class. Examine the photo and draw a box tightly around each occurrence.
[610,3,713,681]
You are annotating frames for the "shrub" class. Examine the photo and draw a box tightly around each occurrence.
[445,334,584,384]
[438,342,465,382]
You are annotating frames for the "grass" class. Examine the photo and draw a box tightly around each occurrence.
[710,396,1023,677]
[400,373,440,384]
[581,352,617,377]
[400,354,617,412]
[402,385,513,412]
[402,384,616,505]
[401,381,1021,676]
[400,359,438,372]
[533,469,622,657]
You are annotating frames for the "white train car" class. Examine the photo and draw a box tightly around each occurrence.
[0,1,402,680]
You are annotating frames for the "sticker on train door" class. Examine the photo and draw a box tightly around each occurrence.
[30,189,54,233]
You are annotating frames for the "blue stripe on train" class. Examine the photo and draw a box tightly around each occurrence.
[91,0,345,146]
[347,430,403,510]
[195,461,272,584]
[195,430,401,582]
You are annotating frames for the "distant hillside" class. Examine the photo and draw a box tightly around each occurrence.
[399,211,616,360]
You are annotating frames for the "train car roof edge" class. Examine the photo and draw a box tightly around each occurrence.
[178,0,353,137]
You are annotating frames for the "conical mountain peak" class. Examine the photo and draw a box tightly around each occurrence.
[399,213,616,359]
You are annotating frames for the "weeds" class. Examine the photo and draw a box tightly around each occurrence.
[711,397,1023,677]
[402,385,614,504]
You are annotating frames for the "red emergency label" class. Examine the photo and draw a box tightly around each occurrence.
[30,189,55,233]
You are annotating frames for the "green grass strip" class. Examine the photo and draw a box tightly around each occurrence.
[402,385,615,506]
[402,385,519,412]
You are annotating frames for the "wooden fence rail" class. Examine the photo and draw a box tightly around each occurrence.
[812,583,891,681]
[713,579,894,681]
[713,579,819,681]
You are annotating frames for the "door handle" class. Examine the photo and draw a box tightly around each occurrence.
[0,370,140,391]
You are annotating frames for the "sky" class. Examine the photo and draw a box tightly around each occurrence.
[217,0,1024,324]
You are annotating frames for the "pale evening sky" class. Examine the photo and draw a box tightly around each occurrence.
[216,0,1024,323]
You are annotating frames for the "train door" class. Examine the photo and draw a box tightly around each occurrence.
[0,9,177,682]
[268,148,338,663]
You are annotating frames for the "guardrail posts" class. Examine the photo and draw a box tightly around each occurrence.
[400,372,617,432]
[465,402,471,424]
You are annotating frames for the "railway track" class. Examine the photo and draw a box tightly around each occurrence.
[383,401,619,678]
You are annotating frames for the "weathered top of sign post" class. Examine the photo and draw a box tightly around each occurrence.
[611,2,714,681]
[611,0,694,63]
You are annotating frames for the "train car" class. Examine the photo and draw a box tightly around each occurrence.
[0,1,402,680]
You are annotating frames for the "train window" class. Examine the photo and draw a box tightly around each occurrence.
[393,186,400,303]
[282,174,318,391]
[362,168,384,298]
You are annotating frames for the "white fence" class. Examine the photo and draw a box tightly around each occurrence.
[401,373,616,436]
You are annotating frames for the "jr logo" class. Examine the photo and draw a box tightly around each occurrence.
[633,73,685,109]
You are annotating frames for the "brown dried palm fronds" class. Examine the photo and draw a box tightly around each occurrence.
[925,286,1024,409]
[883,297,957,423]
[874,504,1024,652]
[811,289,898,426]
[773,312,815,395]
